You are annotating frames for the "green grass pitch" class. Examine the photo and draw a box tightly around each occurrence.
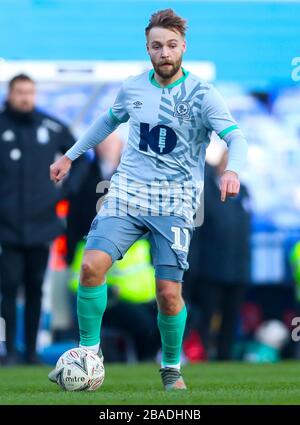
[0,361,300,405]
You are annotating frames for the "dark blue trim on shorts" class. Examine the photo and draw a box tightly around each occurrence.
[85,237,122,262]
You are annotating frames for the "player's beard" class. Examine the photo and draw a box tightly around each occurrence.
[152,56,183,80]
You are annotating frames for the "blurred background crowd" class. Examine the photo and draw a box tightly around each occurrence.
[1,0,300,366]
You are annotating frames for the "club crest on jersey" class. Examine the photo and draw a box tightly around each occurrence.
[174,101,191,119]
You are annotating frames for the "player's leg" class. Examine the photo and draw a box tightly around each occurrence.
[49,213,145,382]
[156,276,186,360]
[48,249,110,382]
[144,215,192,390]
[77,249,112,356]
[76,213,145,357]
[156,273,187,390]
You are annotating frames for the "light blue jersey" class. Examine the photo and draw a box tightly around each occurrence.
[66,68,247,224]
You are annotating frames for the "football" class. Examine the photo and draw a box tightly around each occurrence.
[55,347,105,391]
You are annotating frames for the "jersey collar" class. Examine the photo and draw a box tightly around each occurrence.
[149,67,189,89]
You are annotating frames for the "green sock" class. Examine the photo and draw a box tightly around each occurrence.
[157,306,187,367]
[77,284,107,347]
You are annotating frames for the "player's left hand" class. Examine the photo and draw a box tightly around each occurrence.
[219,170,240,202]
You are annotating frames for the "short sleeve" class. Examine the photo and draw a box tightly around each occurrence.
[201,86,239,139]
[109,83,130,124]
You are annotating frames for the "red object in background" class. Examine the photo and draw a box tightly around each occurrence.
[283,309,298,331]
[48,199,70,271]
[49,235,67,271]
[56,199,69,219]
[183,330,207,363]
[240,302,263,334]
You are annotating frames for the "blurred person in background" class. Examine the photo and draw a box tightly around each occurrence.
[0,74,87,365]
[185,150,251,361]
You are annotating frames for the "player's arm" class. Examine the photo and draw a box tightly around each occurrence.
[201,85,248,201]
[50,84,129,183]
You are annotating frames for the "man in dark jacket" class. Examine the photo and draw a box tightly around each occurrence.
[185,151,251,360]
[0,74,87,364]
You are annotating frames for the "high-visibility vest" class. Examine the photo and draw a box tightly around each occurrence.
[68,240,86,294]
[290,241,300,301]
[68,239,156,303]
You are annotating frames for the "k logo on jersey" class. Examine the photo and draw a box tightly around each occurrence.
[174,101,191,120]
[139,123,177,155]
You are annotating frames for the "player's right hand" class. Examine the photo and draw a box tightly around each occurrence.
[50,155,72,183]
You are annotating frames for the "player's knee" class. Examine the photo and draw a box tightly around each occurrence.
[81,260,93,276]
[157,287,179,314]
[80,259,103,286]
[80,250,112,286]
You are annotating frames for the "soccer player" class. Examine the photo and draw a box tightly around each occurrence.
[48,9,247,390]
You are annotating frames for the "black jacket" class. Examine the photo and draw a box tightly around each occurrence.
[0,103,88,246]
[188,164,251,285]
[66,155,104,264]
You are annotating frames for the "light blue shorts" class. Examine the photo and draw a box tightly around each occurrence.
[85,209,193,283]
